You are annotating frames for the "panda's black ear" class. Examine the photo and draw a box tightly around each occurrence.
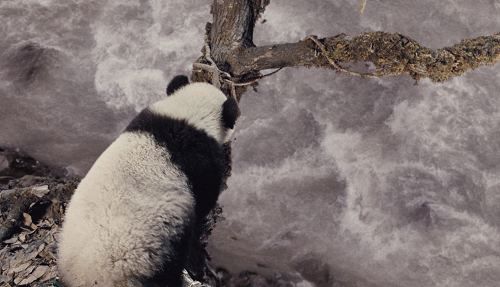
[222,97,240,129]
[166,75,189,95]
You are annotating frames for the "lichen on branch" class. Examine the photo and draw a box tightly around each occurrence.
[321,32,500,82]
[233,32,500,82]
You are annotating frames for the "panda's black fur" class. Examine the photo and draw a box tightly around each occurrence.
[166,75,190,96]
[58,76,238,287]
[125,108,227,219]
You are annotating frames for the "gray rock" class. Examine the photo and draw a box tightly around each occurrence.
[0,155,9,173]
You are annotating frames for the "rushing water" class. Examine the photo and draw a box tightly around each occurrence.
[1,0,500,286]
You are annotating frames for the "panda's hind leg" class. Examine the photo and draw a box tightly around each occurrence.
[135,221,193,287]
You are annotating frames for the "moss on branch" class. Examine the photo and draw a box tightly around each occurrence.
[322,32,500,81]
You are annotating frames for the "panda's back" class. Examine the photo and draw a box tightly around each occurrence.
[58,132,195,286]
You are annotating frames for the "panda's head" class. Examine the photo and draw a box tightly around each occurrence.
[150,75,240,144]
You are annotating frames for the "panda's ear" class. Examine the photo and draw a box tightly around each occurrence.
[166,75,189,95]
[222,97,240,129]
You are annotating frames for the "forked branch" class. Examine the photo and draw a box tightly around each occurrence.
[192,0,500,99]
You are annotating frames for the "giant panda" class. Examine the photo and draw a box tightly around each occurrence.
[57,75,239,287]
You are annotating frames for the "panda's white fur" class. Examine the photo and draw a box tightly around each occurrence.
[58,82,236,287]
[150,83,233,143]
[58,133,193,286]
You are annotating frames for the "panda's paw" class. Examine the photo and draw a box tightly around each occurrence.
[182,269,210,287]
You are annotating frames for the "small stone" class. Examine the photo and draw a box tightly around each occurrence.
[22,213,32,227]
[12,265,35,285]
[0,154,9,172]
[31,185,50,198]
[24,247,42,261]
[18,233,26,243]
[3,237,18,244]
[39,265,57,282]
[9,262,31,275]
[0,274,14,285]
[0,189,16,200]
[37,243,46,253]
[17,265,49,285]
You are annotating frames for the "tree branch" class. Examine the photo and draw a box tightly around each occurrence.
[192,0,270,98]
[193,0,499,96]
[210,0,270,61]
[235,32,500,82]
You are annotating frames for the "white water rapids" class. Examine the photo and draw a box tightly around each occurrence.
[1,0,500,286]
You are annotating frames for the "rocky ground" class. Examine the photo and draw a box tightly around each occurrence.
[0,148,294,287]
[0,147,77,286]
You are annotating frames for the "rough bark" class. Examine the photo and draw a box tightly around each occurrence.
[239,32,500,82]
[192,0,499,99]
[191,0,271,98]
